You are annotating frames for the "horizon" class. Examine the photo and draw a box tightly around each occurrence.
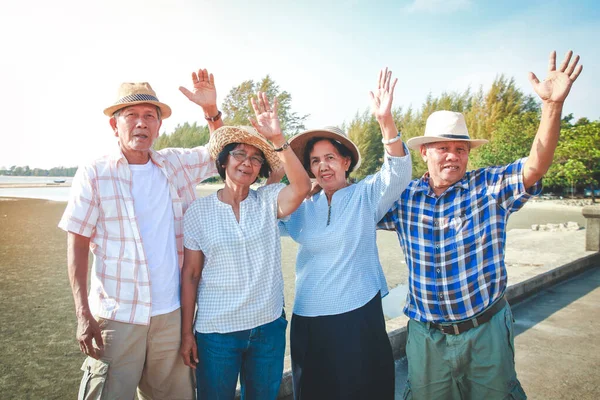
[1,0,598,169]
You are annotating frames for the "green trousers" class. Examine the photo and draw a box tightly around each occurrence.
[404,303,527,399]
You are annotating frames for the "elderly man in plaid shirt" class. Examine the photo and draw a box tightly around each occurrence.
[59,69,223,399]
[379,51,583,399]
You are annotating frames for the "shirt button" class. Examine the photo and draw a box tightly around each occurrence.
[439,294,444,299]
[436,268,441,273]
[435,245,440,249]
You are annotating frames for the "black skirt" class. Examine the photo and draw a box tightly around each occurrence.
[290,292,395,400]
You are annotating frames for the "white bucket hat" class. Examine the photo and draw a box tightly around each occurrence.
[406,111,488,150]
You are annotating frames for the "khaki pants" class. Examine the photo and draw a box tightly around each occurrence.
[78,308,194,400]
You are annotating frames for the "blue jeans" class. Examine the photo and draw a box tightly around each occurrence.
[195,313,287,400]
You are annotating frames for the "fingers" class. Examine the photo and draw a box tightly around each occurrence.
[250,97,260,115]
[558,50,573,72]
[390,77,398,94]
[80,336,99,359]
[94,327,104,349]
[192,343,199,367]
[527,72,540,88]
[564,54,580,76]
[248,116,260,130]
[179,86,193,100]
[209,72,215,86]
[570,64,583,81]
[548,50,556,72]
[180,347,193,368]
[271,96,278,114]
[385,71,392,92]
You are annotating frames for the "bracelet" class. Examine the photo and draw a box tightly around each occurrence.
[381,132,402,145]
[274,142,290,152]
[205,110,222,122]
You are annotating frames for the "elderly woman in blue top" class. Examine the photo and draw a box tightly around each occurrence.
[180,93,311,400]
[279,69,412,399]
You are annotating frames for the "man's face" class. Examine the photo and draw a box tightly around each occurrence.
[420,141,470,195]
[110,104,162,162]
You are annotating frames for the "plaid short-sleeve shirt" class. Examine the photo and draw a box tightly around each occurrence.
[59,146,217,325]
[378,158,542,323]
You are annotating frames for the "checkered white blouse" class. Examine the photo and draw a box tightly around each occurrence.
[184,183,286,333]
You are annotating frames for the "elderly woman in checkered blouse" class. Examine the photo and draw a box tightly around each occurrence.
[179,92,311,400]
[278,69,412,399]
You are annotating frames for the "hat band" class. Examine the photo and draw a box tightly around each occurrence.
[437,133,471,140]
[115,93,160,105]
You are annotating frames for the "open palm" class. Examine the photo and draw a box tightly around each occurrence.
[370,68,398,119]
[179,69,217,108]
[529,51,583,104]
[249,92,282,141]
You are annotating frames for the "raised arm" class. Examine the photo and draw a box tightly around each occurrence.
[249,92,311,218]
[370,68,406,157]
[523,50,583,189]
[67,232,103,359]
[179,68,223,133]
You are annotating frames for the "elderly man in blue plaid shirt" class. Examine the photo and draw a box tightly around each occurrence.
[379,50,583,399]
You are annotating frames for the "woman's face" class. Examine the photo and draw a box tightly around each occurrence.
[309,140,351,193]
[224,143,265,186]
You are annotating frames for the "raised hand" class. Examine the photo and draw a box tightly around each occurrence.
[370,67,398,120]
[179,68,217,108]
[528,50,583,104]
[249,92,283,142]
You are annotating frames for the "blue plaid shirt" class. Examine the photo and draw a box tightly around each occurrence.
[378,158,542,323]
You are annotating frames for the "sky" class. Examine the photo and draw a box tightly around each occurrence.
[0,0,598,169]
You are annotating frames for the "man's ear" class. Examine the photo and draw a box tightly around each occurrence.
[109,117,118,137]
[420,144,428,162]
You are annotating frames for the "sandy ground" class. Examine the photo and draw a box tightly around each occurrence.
[0,195,596,398]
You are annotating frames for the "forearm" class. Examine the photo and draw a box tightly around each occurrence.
[524,102,563,188]
[377,114,405,157]
[181,256,202,335]
[202,105,223,134]
[273,138,310,195]
[67,232,92,317]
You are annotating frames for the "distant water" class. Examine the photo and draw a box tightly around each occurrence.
[0,176,73,184]
[0,176,73,201]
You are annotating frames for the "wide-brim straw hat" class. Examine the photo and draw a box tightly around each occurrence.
[406,110,488,150]
[103,82,172,119]
[289,126,361,178]
[209,126,282,171]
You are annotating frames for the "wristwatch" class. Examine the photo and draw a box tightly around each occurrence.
[274,142,290,152]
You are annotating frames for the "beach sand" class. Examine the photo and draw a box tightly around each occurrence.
[0,196,595,399]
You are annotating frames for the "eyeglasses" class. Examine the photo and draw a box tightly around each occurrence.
[229,150,265,167]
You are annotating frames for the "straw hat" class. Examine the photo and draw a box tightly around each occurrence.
[406,111,488,150]
[288,126,361,178]
[103,82,172,119]
[209,126,282,171]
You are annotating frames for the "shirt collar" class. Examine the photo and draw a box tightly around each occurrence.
[415,171,469,195]
[109,145,165,168]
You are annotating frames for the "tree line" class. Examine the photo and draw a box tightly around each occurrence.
[6,74,598,195]
[0,165,78,177]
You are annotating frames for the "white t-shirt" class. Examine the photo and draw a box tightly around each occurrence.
[130,160,180,317]
[184,183,286,333]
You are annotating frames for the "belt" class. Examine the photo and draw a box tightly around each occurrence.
[429,297,507,335]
